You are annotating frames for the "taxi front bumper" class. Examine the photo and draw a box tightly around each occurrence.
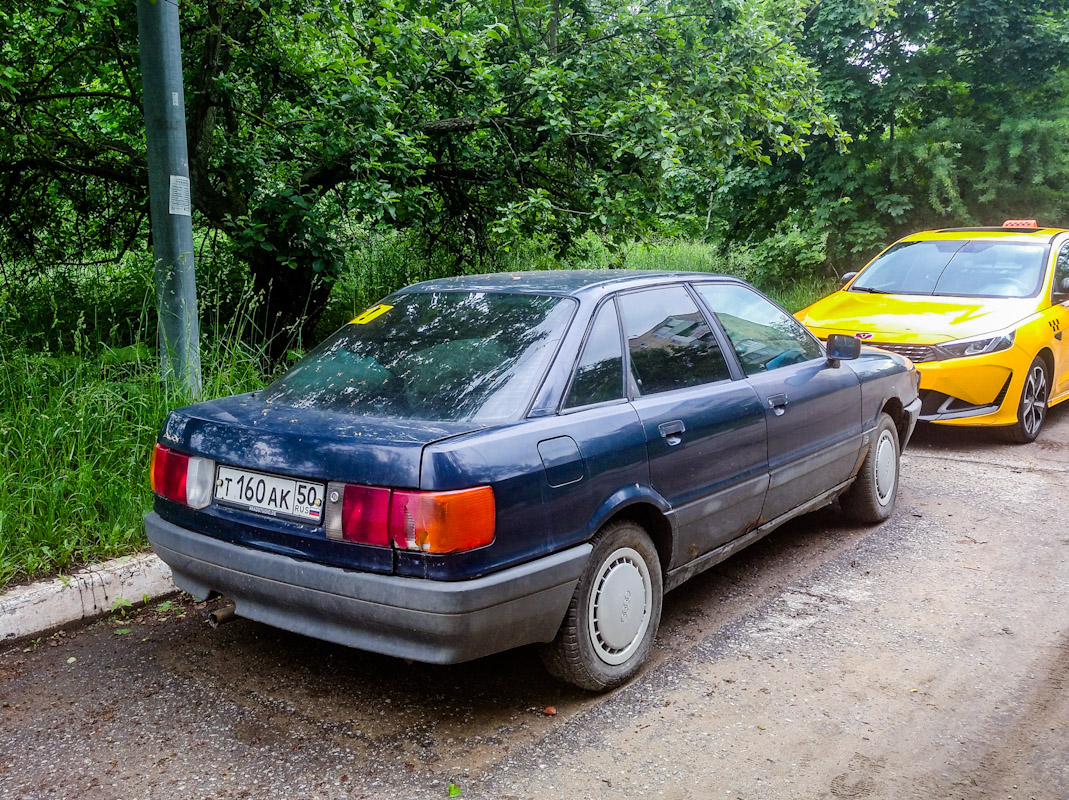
[913,348,1025,426]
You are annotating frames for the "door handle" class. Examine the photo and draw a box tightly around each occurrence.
[767,393,789,416]
[658,419,686,446]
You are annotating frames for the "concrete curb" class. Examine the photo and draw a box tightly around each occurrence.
[0,553,176,643]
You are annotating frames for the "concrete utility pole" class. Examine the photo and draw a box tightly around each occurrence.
[137,0,202,398]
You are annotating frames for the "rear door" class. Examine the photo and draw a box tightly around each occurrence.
[694,282,863,524]
[617,286,768,568]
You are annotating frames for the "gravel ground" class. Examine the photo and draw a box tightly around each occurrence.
[1,408,1066,800]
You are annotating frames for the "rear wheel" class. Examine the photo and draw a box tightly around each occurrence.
[841,412,900,523]
[1004,356,1050,444]
[539,521,662,691]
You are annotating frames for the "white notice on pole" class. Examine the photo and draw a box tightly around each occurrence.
[168,175,191,216]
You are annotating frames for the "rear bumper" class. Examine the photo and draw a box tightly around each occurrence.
[146,512,589,664]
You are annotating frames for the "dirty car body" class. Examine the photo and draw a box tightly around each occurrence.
[147,271,921,689]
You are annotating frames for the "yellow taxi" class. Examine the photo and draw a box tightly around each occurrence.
[798,221,1069,442]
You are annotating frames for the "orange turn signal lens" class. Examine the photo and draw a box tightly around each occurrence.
[388,486,496,554]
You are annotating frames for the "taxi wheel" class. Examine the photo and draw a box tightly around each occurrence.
[1005,356,1050,444]
[540,521,663,692]
[841,412,900,524]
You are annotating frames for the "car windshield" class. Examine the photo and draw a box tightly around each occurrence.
[262,291,575,422]
[850,239,1048,298]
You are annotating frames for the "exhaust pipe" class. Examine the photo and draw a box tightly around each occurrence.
[207,603,237,628]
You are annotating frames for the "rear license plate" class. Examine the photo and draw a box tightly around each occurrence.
[215,466,325,524]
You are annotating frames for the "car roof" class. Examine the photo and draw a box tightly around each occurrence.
[901,226,1069,244]
[398,269,743,298]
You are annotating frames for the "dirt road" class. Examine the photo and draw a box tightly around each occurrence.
[2,410,1067,800]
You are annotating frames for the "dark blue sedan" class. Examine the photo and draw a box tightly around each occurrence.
[146,271,921,690]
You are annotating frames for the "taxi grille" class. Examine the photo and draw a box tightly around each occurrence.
[867,342,937,363]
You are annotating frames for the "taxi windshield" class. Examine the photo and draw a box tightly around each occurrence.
[263,291,575,422]
[850,239,1048,298]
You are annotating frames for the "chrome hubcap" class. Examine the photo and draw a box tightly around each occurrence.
[1021,364,1048,437]
[588,547,652,666]
[873,429,897,506]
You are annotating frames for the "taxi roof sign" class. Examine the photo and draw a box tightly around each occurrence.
[1001,219,1039,228]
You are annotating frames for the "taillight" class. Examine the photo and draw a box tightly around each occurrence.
[325,482,391,546]
[150,443,214,509]
[389,487,496,553]
[325,483,495,553]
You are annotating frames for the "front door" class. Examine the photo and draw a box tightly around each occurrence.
[694,282,863,523]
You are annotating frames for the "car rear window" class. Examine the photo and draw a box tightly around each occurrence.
[851,239,1048,298]
[262,292,575,422]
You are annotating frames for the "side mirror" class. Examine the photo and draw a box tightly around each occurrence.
[826,333,861,367]
[1055,276,1069,299]
[841,271,858,287]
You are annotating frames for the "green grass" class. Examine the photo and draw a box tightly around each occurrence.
[0,234,838,589]
[0,335,268,588]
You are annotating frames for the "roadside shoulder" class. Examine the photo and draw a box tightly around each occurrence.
[0,553,175,644]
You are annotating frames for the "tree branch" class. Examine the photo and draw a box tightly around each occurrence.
[17,91,140,105]
[421,115,542,136]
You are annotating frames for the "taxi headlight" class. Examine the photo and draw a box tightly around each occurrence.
[937,330,1015,360]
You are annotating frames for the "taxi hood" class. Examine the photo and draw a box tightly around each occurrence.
[798,291,1040,344]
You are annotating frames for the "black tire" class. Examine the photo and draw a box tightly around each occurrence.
[841,412,900,523]
[539,521,663,691]
[1004,356,1050,444]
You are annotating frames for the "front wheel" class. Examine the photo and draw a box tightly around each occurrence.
[1004,356,1050,444]
[539,521,663,691]
[841,412,901,523]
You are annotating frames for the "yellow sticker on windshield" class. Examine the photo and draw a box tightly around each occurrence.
[350,304,393,325]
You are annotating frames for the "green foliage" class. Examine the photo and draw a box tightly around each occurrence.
[0,228,831,589]
[2,0,844,348]
[0,0,147,277]
[711,0,1069,271]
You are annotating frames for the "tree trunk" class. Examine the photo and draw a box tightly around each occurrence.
[248,253,333,364]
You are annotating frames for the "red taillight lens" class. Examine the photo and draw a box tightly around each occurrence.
[388,487,495,554]
[340,484,391,546]
[150,444,189,504]
[150,443,214,508]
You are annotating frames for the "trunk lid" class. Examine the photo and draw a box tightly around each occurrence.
[155,392,483,574]
[162,392,481,487]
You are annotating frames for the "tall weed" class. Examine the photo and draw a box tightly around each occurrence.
[0,315,267,588]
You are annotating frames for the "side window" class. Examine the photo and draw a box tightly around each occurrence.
[564,301,624,408]
[618,286,731,395]
[696,283,823,375]
[1055,243,1069,295]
